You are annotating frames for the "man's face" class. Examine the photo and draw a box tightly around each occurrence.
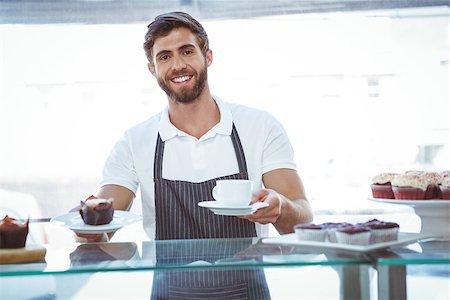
[149,27,211,104]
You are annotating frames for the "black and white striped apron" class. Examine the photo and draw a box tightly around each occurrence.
[151,123,270,299]
[153,124,256,240]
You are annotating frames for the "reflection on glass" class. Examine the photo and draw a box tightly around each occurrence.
[144,239,271,299]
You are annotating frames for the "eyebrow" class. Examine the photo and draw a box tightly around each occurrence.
[155,43,196,58]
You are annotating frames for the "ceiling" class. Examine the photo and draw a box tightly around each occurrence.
[1,0,448,24]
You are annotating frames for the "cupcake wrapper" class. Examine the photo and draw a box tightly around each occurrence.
[327,228,339,243]
[295,229,328,242]
[439,186,450,200]
[392,186,426,200]
[369,228,399,244]
[371,184,395,199]
[424,185,436,199]
[335,231,371,246]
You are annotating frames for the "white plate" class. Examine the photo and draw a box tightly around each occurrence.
[198,201,269,216]
[262,232,436,253]
[368,197,450,207]
[50,211,142,234]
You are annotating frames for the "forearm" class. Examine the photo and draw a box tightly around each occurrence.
[274,196,313,234]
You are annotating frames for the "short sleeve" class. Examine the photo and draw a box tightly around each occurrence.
[262,115,297,174]
[99,134,139,194]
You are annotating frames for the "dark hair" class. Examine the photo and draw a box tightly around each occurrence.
[143,11,209,65]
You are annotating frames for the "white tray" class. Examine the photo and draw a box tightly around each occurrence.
[262,232,436,253]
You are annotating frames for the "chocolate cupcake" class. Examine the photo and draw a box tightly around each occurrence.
[370,173,398,199]
[321,222,353,243]
[335,226,371,246]
[420,172,442,199]
[0,215,29,249]
[79,198,114,225]
[363,219,399,244]
[391,174,428,200]
[439,177,450,200]
[294,223,327,242]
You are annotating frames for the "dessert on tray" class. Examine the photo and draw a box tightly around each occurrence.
[294,219,400,245]
[440,177,450,200]
[359,219,399,244]
[335,226,371,246]
[391,174,428,200]
[370,170,449,200]
[293,224,328,242]
[370,173,398,199]
[0,215,29,249]
[79,196,114,225]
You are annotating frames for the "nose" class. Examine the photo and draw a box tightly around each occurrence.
[171,55,187,71]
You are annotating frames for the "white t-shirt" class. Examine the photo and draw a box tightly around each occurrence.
[100,97,297,239]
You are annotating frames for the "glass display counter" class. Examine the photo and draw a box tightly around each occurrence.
[0,222,449,300]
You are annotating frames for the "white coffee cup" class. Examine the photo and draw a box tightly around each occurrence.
[212,179,253,206]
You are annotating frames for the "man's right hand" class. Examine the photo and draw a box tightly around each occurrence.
[72,185,135,243]
[74,232,109,243]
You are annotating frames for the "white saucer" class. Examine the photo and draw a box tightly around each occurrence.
[213,209,255,216]
[198,201,269,216]
[198,201,268,210]
[198,201,265,210]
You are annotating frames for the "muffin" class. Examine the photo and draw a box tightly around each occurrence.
[363,219,399,244]
[79,197,114,225]
[421,172,442,199]
[439,177,450,200]
[391,174,428,200]
[335,226,371,246]
[321,222,353,243]
[370,173,398,199]
[0,215,29,249]
[294,223,327,242]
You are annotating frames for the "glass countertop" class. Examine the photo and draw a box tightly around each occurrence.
[371,240,450,265]
[0,237,371,277]
[1,233,449,277]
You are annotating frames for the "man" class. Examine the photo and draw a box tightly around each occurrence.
[81,11,312,242]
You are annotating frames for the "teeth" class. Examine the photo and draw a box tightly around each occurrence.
[172,76,190,83]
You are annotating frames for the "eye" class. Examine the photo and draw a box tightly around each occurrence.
[159,54,170,61]
[183,49,194,55]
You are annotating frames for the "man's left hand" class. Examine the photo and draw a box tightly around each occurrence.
[239,188,282,224]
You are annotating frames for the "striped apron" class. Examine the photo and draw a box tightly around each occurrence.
[153,124,256,240]
[151,124,271,299]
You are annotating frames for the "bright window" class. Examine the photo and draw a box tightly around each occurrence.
[1,2,448,219]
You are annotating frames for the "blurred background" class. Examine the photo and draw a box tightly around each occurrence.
[1,1,449,224]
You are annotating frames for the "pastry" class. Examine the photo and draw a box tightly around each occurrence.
[294,223,327,242]
[79,198,114,225]
[335,226,371,246]
[0,215,29,249]
[370,173,398,199]
[362,219,399,243]
[391,174,428,200]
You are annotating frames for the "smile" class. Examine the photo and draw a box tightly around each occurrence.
[171,75,192,83]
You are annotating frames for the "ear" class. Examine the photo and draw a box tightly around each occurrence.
[206,49,213,67]
[147,63,156,76]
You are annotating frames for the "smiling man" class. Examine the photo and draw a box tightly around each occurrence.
[89,11,312,242]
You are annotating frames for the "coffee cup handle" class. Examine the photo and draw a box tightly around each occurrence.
[212,186,219,201]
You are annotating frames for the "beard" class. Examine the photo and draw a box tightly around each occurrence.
[157,65,207,104]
